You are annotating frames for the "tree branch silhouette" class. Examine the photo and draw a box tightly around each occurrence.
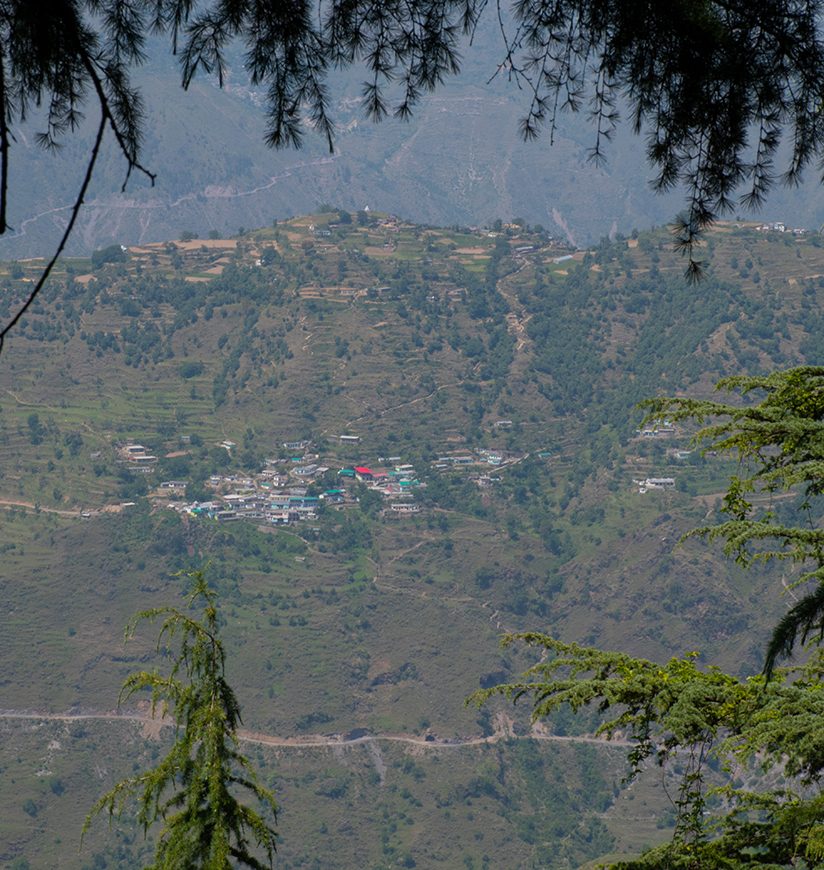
[0,114,105,356]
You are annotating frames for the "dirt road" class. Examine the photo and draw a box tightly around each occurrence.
[0,709,630,750]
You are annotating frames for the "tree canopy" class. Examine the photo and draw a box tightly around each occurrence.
[473,637,824,868]
[474,366,824,866]
[3,1,824,347]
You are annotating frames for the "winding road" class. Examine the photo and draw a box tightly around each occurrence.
[0,709,631,751]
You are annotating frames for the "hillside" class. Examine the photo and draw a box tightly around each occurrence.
[1,216,821,867]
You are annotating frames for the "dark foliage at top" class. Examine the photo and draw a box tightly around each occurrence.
[2,1,824,346]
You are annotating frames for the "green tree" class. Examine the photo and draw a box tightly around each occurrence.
[472,638,824,868]
[84,571,277,869]
[91,244,128,270]
[642,366,824,677]
[474,366,824,866]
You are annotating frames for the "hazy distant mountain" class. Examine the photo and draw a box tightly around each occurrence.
[2,26,823,259]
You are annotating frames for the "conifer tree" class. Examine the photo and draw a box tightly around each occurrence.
[472,638,824,867]
[474,365,824,866]
[642,365,824,677]
[83,571,277,869]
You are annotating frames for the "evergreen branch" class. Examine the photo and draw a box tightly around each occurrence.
[642,367,824,673]
[471,633,824,860]
[0,42,9,234]
[764,583,824,680]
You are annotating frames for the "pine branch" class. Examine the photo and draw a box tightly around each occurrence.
[84,571,277,867]
[764,583,824,680]
[0,42,9,235]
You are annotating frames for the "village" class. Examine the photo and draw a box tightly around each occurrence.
[112,410,697,522]
[111,410,705,521]
[114,435,536,529]
[116,437,429,527]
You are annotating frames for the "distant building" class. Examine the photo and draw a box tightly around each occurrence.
[390,502,420,513]
[283,440,310,450]
[320,489,345,504]
[644,477,675,489]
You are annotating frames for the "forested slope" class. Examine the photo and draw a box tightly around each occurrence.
[1,216,820,867]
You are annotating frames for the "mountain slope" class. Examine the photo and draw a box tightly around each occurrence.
[1,216,821,867]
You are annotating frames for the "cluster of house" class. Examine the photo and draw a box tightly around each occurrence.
[630,421,684,493]
[432,447,520,471]
[178,489,323,524]
[430,447,527,491]
[755,221,807,235]
[636,420,677,439]
[633,476,676,494]
[160,442,424,526]
[337,462,423,513]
